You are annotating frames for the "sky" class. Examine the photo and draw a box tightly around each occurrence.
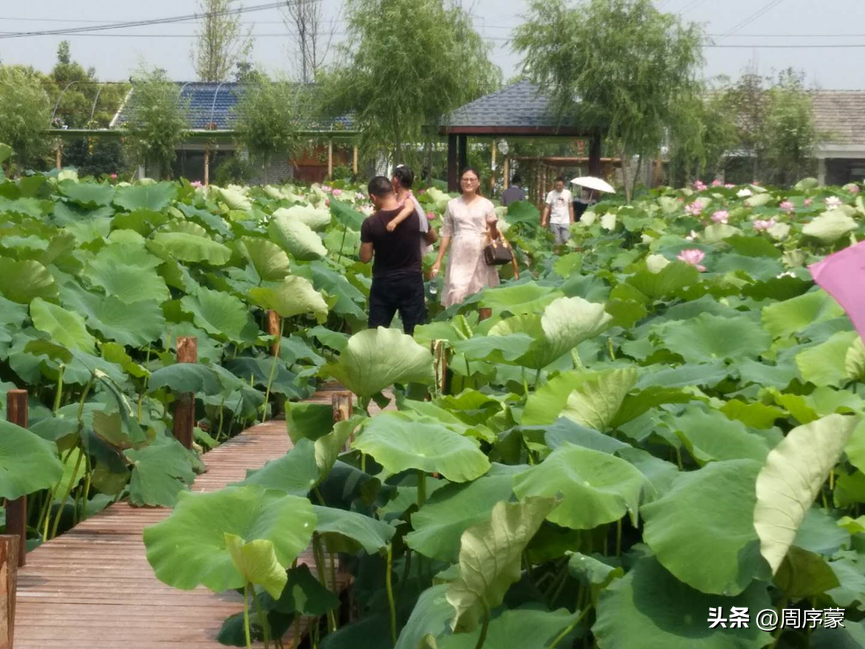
[2,0,865,89]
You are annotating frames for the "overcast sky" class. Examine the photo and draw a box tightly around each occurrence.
[2,0,864,89]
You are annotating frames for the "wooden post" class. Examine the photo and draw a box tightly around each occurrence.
[5,391,27,568]
[430,341,449,396]
[478,308,492,321]
[503,157,510,190]
[55,146,62,170]
[447,133,458,192]
[332,392,353,451]
[327,139,333,180]
[173,337,197,449]
[352,144,358,176]
[267,310,281,357]
[457,134,468,174]
[203,145,210,187]
[490,139,497,195]
[588,132,602,177]
[0,534,19,649]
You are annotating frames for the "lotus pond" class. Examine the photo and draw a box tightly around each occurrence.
[2,140,865,648]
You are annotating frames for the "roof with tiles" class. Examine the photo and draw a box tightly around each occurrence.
[442,79,584,130]
[810,90,865,146]
[112,81,355,132]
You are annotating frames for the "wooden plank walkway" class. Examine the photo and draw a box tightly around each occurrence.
[14,387,380,648]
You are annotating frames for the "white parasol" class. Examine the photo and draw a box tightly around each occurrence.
[570,176,615,194]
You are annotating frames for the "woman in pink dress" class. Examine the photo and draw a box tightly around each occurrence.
[430,167,501,307]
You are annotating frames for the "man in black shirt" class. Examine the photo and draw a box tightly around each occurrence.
[359,176,436,335]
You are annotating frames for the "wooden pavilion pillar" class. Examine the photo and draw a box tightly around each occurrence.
[327,139,333,180]
[503,157,510,190]
[352,143,358,176]
[588,132,602,177]
[447,133,458,192]
[457,134,468,175]
[490,139,497,194]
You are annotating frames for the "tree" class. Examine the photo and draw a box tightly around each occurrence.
[0,66,51,170]
[513,0,704,199]
[281,0,337,83]
[234,73,308,168]
[762,69,820,185]
[320,0,501,165]
[192,0,254,82]
[57,41,71,65]
[124,67,189,179]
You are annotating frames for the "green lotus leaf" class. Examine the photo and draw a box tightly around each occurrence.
[59,283,164,347]
[796,331,858,388]
[286,402,335,443]
[269,213,327,260]
[439,607,583,649]
[327,197,366,230]
[126,435,197,507]
[803,209,858,242]
[405,464,520,562]
[775,546,840,599]
[59,180,115,207]
[313,505,395,553]
[0,420,64,500]
[224,533,288,598]
[217,186,251,211]
[513,445,645,529]
[147,363,224,395]
[643,459,770,596]
[86,243,170,304]
[671,407,771,464]
[702,223,740,243]
[151,231,233,265]
[663,313,770,364]
[446,496,558,632]
[237,438,321,496]
[54,446,86,500]
[273,204,332,231]
[30,297,95,353]
[479,283,563,316]
[593,556,772,649]
[144,485,316,592]
[544,418,629,454]
[222,357,304,399]
[489,297,612,369]
[249,276,329,324]
[239,236,291,281]
[522,370,600,426]
[845,337,865,381]
[354,412,490,482]
[762,290,844,339]
[755,414,859,573]
[811,621,865,649]
[321,328,434,399]
[114,182,177,212]
[0,258,58,304]
[626,262,699,300]
[567,552,624,589]
[561,368,638,431]
[180,286,258,344]
[395,584,454,649]
[720,400,784,429]
[314,416,361,479]
[294,262,367,320]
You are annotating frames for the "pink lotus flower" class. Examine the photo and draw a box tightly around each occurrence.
[677,248,706,271]
[725,183,735,189]
[780,200,795,213]
[419,189,426,195]
[686,200,705,216]
[355,191,366,200]
[427,211,436,220]
[110,173,118,180]
[805,198,813,206]
[325,199,330,207]
[825,196,843,208]
[712,179,723,187]
[190,180,202,188]
[332,188,343,197]
[694,180,707,191]
[849,185,861,194]
[753,181,761,186]
[711,210,729,224]
[322,185,332,194]
[753,218,777,231]
[685,230,699,241]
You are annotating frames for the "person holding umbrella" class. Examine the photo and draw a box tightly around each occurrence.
[541,176,575,244]
[570,176,616,221]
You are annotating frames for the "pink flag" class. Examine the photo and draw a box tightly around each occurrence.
[809,241,865,340]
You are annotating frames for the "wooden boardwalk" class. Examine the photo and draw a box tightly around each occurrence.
[14,388,374,648]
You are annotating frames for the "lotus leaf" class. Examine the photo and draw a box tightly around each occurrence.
[269,213,327,260]
[0,420,64,500]
[250,276,329,324]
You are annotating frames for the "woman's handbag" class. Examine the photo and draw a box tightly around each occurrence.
[483,228,520,279]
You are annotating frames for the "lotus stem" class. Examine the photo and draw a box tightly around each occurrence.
[50,442,85,540]
[262,318,285,423]
[397,548,412,603]
[607,338,615,361]
[768,596,789,649]
[243,582,253,649]
[474,604,491,649]
[615,518,623,557]
[53,364,65,412]
[386,543,397,646]
[417,470,427,508]
[535,368,542,388]
[338,222,348,260]
[312,534,336,633]
[329,551,339,630]
[546,606,591,649]
[251,585,271,649]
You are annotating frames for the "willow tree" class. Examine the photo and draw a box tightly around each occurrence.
[319,0,501,165]
[513,0,704,199]
[0,66,51,171]
[192,0,254,82]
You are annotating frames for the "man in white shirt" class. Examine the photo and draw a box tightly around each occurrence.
[541,176,575,244]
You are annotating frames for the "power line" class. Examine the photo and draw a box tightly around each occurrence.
[718,0,785,40]
[0,2,291,40]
